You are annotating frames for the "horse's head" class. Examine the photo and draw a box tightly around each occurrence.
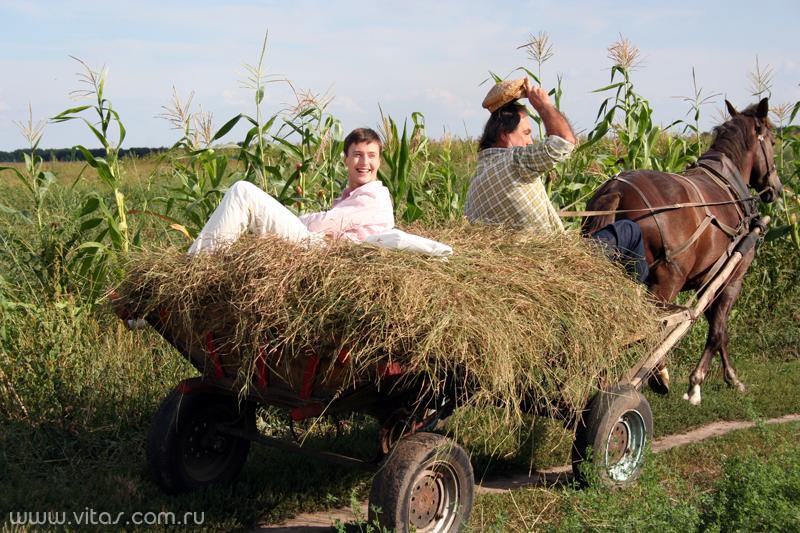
[725,98,783,202]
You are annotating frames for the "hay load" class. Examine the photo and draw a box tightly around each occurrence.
[115,224,664,422]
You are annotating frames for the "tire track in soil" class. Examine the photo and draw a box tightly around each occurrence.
[255,413,800,531]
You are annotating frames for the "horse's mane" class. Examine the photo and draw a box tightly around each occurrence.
[708,103,773,169]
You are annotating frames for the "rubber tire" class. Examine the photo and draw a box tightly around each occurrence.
[368,432,474,533]
[571,384,653,488]
[146,388,254,494]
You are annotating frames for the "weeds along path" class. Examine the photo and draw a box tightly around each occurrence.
[478,412,800,493]
[256,413,800,531]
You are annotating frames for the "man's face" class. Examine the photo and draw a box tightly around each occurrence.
[345,141,381,189]
[501,112,534,148]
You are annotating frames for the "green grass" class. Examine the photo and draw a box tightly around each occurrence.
[1,305,798,530]
[1,138,798,530]
[648,358,800,436]
[452,354,800,482]
[0,421,375,530]
[467,422,800,532]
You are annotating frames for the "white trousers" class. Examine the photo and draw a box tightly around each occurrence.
[188,181,320,254]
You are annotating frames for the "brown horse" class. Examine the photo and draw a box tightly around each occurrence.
[582,98,783,405]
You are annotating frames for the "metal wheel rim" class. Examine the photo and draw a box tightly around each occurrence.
[181,406,238,482]
[604,409,646,482]
[407,460,460,532]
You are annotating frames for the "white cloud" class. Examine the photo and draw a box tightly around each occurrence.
[421,88,484,120]
[334,95,366,115]
[221,87,248,108]
[422,88,462,109]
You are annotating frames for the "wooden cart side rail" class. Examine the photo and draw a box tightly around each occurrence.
[626,216,770,389]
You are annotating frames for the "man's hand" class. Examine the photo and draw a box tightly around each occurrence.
[525,80,576,145]
[525,82,554,114]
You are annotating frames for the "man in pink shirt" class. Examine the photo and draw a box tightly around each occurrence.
[188,128,394,254]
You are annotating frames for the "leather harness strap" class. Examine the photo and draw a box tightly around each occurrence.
[695,230,749,293]
[671,170,740,238]
[558,196,759,218]
[611,173,713,266]
[611,175,670,261]
[585,149,762,270]
[697,152,756,220]
[668,216,713,260]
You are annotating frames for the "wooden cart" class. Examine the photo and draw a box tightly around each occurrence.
[132,216,769,533]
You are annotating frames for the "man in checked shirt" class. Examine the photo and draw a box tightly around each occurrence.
[465,79,649,282]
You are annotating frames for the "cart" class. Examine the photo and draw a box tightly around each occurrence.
[126,217,769,533]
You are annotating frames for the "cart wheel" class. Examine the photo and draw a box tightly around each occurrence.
[146,388,254,493]
[368,432,473,533]
[571,384,653,488]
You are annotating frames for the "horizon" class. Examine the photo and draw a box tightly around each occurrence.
[0,125,753,155]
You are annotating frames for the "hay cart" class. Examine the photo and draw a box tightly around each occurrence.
[128,217,768,533]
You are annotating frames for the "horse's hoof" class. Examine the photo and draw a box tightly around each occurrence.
[725,372,746,393]
[648,366,670,395]
[683,386,702,405]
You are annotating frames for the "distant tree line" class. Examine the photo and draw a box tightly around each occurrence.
[0,147,168,162]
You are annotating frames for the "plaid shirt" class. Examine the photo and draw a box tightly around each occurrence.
[465,136,575,232]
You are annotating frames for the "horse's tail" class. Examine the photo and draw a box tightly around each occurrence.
[581,190,622,235]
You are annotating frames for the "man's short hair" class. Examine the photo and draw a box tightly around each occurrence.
[478,102,527,151]
[344,128,382,155]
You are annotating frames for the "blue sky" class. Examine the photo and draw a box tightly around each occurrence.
[0,0,797,150]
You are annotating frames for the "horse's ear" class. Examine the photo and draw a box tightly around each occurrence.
[725,100,738,117]
[756,97,769,119]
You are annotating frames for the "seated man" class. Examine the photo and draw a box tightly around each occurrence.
[465,79,648,282]
[188,127,394,254]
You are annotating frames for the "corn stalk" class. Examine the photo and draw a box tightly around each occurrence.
[51,57,131,293]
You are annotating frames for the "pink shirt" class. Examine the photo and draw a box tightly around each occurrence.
[299,180,395,242]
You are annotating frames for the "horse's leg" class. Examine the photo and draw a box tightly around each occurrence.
[714,262,752,392]
[683,305,722,405]
[683,257,752,405]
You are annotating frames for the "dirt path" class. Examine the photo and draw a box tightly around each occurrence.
[256,413,800,531]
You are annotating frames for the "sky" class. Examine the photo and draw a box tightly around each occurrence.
[0,0,797,150]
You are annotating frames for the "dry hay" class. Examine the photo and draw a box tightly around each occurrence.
[115,223,664,425]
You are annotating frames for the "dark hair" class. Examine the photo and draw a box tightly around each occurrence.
[478,102,527,151]
[344,128,382,155]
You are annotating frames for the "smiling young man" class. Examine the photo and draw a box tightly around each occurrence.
[188,128,394,254]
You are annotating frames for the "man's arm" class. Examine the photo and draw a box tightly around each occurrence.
[526,84,576,145]
[511,136,575,175]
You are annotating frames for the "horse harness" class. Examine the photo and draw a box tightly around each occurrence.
[609,150,761,283]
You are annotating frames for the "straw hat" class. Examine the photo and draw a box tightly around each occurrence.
[482,78,529,113]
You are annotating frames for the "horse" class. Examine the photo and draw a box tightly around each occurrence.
[581,98,783,405]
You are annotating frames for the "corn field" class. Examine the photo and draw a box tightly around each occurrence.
[1,35,798,309]
[1,33,799,531]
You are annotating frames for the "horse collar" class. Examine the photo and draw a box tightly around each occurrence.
[699,156,747,195]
